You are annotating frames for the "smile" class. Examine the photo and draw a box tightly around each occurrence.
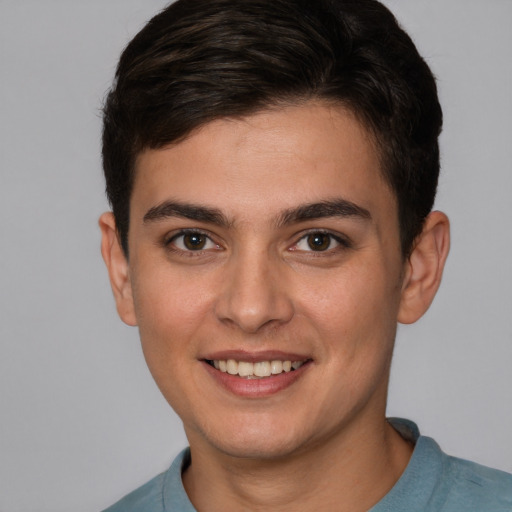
[206,359,306,379]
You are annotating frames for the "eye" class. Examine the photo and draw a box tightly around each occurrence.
[292,231,347,252]
[168,231,219,251]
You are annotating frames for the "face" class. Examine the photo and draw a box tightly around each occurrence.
[121,103,408,459]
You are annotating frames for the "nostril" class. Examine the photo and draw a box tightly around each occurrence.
[213,259,295,333]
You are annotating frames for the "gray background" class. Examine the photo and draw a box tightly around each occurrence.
[1,1,511,511]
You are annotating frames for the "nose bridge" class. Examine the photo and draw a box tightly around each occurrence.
[215,242,294,333]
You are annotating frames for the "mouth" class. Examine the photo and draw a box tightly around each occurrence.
[202,352,312,397]
[204,358,309,379]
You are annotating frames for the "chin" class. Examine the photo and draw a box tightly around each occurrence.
[190,414,318,461]
[213,437,306,461]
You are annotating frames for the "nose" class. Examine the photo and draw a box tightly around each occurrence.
[214,247,294,333]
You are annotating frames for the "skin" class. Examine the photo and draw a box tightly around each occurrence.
[100,102,450,511]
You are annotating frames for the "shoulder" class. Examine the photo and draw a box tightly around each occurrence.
[101,448,194,512]
[410,435,512,511]
[440,454,512,510]
[102,472,166,512]
[375,420,512,512]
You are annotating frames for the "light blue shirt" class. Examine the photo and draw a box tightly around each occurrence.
[103,419,512,511]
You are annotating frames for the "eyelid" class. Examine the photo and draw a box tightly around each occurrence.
[162,228,351,254]
[290,229,352,252]
[165,228,222,252]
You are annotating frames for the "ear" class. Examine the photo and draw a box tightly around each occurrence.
[99,212,137,326]
[398,211,450,324]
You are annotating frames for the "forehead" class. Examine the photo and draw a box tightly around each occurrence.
[131,102,394,224]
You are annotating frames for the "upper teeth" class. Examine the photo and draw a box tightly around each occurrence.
[211,359,304,378]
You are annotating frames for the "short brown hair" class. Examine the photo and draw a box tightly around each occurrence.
[102,0,442,257]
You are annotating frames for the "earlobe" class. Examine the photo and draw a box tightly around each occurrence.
[398,211,450,324]
[99,212,138,326]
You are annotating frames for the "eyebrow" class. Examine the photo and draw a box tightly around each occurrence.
[143,201,230,226]
[276,199,371,226]
[142,198,371,227]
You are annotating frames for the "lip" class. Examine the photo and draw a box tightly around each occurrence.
[201,349,310,363]
[201,352,312,398]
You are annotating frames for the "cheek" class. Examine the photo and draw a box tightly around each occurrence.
[297,261,401,354]
[130,269,214,413]
[131,267,214,362]
[303,268,399,412]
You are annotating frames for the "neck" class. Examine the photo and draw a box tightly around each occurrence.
[182,416,413,512]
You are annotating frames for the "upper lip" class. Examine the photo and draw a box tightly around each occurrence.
[201,349,311,363]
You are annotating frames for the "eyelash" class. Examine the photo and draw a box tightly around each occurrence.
[164,229,221,255]
[164,229,351,256]
[291,230,352,254]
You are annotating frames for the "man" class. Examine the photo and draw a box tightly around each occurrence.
[99,0,512,510]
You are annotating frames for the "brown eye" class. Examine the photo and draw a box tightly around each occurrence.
[169,231,218,252]
[291,231,348,253]
[183,233,207,250]
[307,233,331,251]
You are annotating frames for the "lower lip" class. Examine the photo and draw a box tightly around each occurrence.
[202,361,311,398]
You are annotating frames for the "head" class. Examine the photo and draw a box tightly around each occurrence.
[99,0,449,461]
[102,0,443,259]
